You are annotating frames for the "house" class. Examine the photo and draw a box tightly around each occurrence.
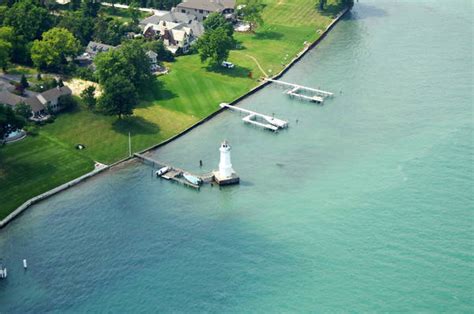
[146,50,159,71]
[143,21,197,54]
[37,86,72,112]
[0,91,24,107]
[146,50,158,65]
[76,41,117,66]
[0,86,72,120]
[176,0,236,21]
[140,11,204,54]
[140,11,198,28]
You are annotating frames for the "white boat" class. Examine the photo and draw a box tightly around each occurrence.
[156,166,170,177]
[183,173,202,185]
[0,260,6,279]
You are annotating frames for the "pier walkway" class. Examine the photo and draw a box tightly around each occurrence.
[220,103,288,132]
[134,153,213,189]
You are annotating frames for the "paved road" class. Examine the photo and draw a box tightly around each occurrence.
[101,2,169,16]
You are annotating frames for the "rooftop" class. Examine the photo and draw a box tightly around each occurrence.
[176,0,236,12]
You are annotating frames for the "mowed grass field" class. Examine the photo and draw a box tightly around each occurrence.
[0,0,345,219]
[0,136,94,219]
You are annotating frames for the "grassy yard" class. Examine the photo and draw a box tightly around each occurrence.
[41,102,198,164]
[100,6,151,24]
[0,0,346,220]
[0,135,94,219]
[145,55,256,117]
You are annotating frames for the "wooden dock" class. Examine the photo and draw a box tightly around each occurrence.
[134,153,205,190]
[220,103,288,132]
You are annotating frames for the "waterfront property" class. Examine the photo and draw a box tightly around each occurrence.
[220,103,288,131]
[0,86,73,120]
[2,0,473,311]
[0,0,347,220]
[176,0,236,21]
[140,10,204,54]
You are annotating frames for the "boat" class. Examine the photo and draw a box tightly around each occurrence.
[155,166,170,177]
[183,173,202,185]
[0,259,7,279]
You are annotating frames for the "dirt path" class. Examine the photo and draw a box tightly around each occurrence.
[235,51,268,77]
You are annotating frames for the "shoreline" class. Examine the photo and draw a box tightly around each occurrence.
[0,6,350,229]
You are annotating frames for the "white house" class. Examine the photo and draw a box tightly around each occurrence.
[143,21,196,54]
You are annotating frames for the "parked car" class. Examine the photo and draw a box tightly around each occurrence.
[222,61,235,69]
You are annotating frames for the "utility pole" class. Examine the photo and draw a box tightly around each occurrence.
[128,132,132,157]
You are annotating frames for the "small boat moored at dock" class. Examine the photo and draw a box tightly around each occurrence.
[156,166,170,177]
[183,173,202,186]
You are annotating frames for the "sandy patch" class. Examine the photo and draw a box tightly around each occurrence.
[64,78,102,97]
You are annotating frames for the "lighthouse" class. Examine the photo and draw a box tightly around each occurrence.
[219,141,233,178]
[214,140,240,185]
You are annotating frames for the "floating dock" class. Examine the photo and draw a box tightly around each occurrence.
[220,103,288,132]
[266,79,333,103]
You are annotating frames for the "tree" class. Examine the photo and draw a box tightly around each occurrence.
[98,75,138,118]
[317,0,327,11]
[82,0,101,18]
[69,0,81,11]
[3,0,52,42]
[58,94,77,111]
[0,26,15,71]
[119,40,153,89]
[95,40,152,90]
[0,25,29,66]
[57,78,64,87]
[58,11,95,46]
[31,28,81,71]
[93,16,126,46]
[0,40,12,71]
[239,0,265,32]
[196,27,234,66]
[20,74,29,88]
[128,1,141,25]
[203,12,234,38]
[0,105,25,140]
[80,85,96,110]
[14,102,32,120]
[143,40,174,62]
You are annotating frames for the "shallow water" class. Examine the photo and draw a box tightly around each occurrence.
[1,0,473,312]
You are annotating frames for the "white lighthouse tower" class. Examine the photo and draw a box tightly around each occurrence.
[219,140,233,178]
[214,140,240,185]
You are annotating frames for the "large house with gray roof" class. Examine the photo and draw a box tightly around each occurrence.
[76,41,117,67]
[0,86,72,120]
[140,10,204,54]
[176,0,236,21]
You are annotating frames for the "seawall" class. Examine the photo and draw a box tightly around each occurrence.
[0,6,350,229]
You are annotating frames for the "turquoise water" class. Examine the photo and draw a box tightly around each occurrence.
[1,1,473,312]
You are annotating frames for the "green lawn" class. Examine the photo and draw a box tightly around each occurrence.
[100,6,151,24]
[0,0,346,220]
[144,55,256,117]
[42,103,198,164]
[0,135,94,219]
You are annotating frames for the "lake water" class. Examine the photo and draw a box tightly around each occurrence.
[1,0,473,312]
